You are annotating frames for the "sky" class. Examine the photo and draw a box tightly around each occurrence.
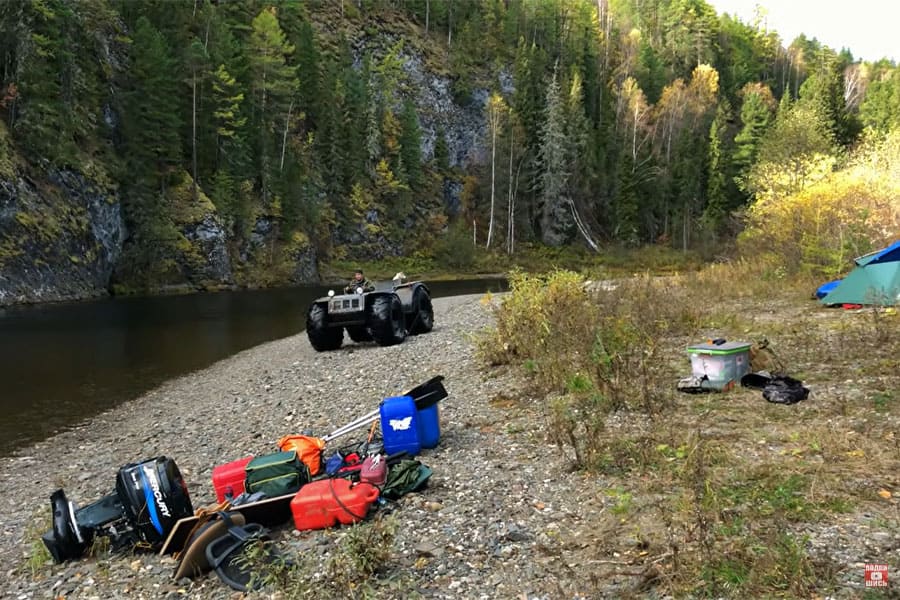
[706,0,899,63]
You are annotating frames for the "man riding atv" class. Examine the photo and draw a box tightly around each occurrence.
[344,269,375,294]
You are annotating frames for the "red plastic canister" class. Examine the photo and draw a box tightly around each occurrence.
[211,456,253,502]
[291,478,379,531]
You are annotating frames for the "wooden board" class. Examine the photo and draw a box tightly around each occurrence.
[159,493,295,556]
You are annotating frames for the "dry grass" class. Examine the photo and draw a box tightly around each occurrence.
[479,263,900,598]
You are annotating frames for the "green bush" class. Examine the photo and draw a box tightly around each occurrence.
[478,270,710,468]
[434,223,475,269]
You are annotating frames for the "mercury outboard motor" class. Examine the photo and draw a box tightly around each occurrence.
[42,457,193,563]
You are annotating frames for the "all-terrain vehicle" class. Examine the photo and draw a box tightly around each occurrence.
[305,275,434,351]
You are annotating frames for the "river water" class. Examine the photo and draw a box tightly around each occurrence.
[0,279,506,456]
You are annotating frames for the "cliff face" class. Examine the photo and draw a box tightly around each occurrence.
[0,168,125,305]
[0,12,490,307]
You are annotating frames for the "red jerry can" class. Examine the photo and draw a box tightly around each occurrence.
[291,478,379,531]
[211,456,253,503]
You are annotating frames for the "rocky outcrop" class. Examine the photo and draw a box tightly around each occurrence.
[0,169,125,306]
[237,216,320,286]
[288,242,318,283]
[180,213,233,287]
[349,33,496,215]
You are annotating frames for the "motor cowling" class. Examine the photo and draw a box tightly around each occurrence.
[115,457,194,546]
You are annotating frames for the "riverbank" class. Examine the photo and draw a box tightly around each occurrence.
[0,293,605,599]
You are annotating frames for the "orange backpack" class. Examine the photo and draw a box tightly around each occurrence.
[277,435,326,476]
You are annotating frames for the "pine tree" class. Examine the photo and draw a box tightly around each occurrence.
[122,16,182,193]
[859,68,900,133]
[798,49,859,146]
[536,71,573,247]
[211,64,248,171]
[363,58,382,178]
[732,83,774,186]
[703,100,736,227]
[185,37,208,200]
[118,15,184,283]
[398,99,423,190]
[433,126,450,174]
[11,0,78,164]
[247,7,298,205]
[317,64,344,199]
[340,57,368,188]
[294,20,321,128]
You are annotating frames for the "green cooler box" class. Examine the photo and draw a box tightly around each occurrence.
[686,341,751,391]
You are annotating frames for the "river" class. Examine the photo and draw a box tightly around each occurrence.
[0,279,506,456]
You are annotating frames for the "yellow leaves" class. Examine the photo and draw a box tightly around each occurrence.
[740,82,776,110]
[844,449,866,459]
[878,489,892,499]
[688,64,719,107]
[739,128,900,271]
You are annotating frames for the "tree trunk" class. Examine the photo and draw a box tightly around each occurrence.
[512,157,525,254]
[506,130,514,255]
[570,199,599,252]
[192,70,198,202]
[487,125,496,248]
[425,0,430,34]
[260,71,268,205]
[280,99,294,171]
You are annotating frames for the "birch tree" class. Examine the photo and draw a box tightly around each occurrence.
[486,92,506,248]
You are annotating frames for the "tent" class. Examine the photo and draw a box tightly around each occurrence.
[820,240,900,306]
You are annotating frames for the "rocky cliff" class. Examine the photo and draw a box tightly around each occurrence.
[0,165,125,306]
[0,13,490,307]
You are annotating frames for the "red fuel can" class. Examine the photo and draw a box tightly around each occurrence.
[291,478,379,531]
[211,456,253,502]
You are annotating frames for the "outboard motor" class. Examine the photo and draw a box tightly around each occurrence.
[42,456,193,563]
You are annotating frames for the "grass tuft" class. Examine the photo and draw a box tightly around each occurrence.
[478,261,898,597]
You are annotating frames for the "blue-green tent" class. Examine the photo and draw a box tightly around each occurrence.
[820,240,900,306]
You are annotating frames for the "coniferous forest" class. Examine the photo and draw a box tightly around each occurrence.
[1,0,899,300]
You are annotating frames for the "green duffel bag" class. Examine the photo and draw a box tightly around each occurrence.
[244,451,310,498]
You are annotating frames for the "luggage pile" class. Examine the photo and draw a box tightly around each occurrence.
[40,375,447,592]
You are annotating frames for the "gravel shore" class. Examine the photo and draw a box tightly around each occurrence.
[0,294,606,599]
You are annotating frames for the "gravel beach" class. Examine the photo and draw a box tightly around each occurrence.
[0,294,607,599]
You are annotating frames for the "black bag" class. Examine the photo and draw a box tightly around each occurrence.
[115,457,194,547]
[244,451,310,497]
[762,377,810,405]
[741,372,810,405]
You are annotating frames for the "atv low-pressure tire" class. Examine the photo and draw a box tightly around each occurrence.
[408,286,434,335]
[369,295,407,346]
[346,325,372,343]
[306,303,343,351]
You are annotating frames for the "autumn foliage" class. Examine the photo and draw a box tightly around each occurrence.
[739,129,900,275]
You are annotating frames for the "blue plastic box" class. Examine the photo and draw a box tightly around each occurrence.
[416,403,440,449]
[380,396,421,457]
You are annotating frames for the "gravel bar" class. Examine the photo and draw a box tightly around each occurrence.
[0,294,607,599]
